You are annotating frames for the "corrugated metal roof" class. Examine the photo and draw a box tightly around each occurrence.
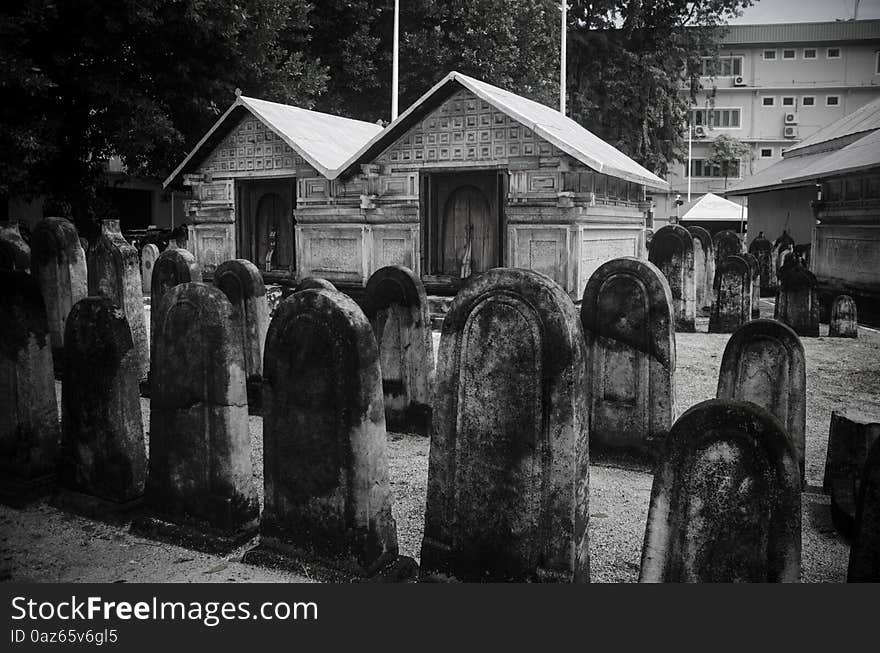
[681,192,748,221]
[786,129,880,181]
[725,151,828,194]
[785,96,880,154]
[335,71,668,190]
[163,96,383,186]
[721,19,880,44]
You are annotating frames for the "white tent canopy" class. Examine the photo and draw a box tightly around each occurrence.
[680,192,747,222]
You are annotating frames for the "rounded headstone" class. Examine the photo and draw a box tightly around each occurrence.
[687,226,714,317]
[775,260,819,337]
[829,294,858,338]
[648,224,696,332]
[709,254,752,334]
[140,244,160,295]
[150,247,201,339]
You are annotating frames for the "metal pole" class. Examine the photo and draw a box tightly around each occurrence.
[687,123,692,202]
[392,0,400,121]
[560,1,567,114]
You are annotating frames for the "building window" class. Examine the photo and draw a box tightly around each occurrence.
[763,49,777,60]
[782,96,795,106]
[690,158,742,179]
[804,48,817,59]
[760,148,774,158]
[762,97,775,107]
[827,47,841,59]
[782,49,796,59]
[690,107,742,128]
[826,95,840,106]
[700,55,743,77]
[803,96,816,107]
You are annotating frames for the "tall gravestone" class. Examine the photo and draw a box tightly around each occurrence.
[59,297,146,513]
[364,266,434,434]
[749,233,774,296]
[824,409,880,536]
[150,247,201,339]
[258,288,400,576]
[140,282,258,551]
[716,318,806,483]
[581,257,675,456]
[640,399,801,583]
[140,244,159,295]
[421,268,589,582]
[214,259,270,409]
[0,221,31,271]
[829,295,858,338]
[713,229,743,266]
[648,225,696,332]
[742,252,761,319]
[772,231,795,289]
[687,226,714,317]
[775,261,820,337]
[88,220,149,379]
[849,438,880,582]
[709,255,752,334]
[30,217,88,366]
[0,271,59,504]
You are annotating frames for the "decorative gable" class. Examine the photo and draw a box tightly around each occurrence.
[199,113,306,177]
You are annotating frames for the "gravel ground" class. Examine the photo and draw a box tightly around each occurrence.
[1,298,878,583]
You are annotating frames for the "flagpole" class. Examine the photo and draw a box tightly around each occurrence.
[560,1,567,114]
[391,0,400,121]
[687,123,692,202]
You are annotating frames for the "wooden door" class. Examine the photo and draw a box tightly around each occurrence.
[441,185,497,276]
[237,180,295,272]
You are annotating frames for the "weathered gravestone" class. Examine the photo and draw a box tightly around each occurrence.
[0,271,59,504]
[364,266,434,434]
[30,217,88,366]
[421,268,589,582]
[716,318,806,483]
[647,224,696,332]
[824,409,880,537]
[749,232,774,295]
[848,437,880,581]
[687,226,714,317]
[214,259,269,410]
[139,282,258,551]
[829,294,858,338]
[295,276,337,292]
[775,260,820,337]
[581,257,675,456]
[0,221,31,271]
[709,255,752,334]
[257,288,401,577]
[713,229,743,266]
[58,297,146,514]
[140,244,159,295]
[639,398,801,582]
[150,247,201,339]
[742,252,761,319]
[88,220,149,379]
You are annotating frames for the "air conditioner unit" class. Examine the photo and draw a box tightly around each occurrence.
[733,75,747,86]
[784,112,799,125]
[694,125,708,138]
[783,125,799,139]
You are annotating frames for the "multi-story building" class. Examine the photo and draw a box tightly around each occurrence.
[652,19,880,233]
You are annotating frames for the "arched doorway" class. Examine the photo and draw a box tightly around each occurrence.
[441,185,496,276]
[238,180,295,274]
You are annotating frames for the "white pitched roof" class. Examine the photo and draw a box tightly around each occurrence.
[334,71,668,190]
[163,95,383,186]
[785,128,880,183]
[681,193,747,222]
[785,96,880,155]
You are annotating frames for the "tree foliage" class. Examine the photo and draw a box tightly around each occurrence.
[708,133,752,188]
[567,0,754,177]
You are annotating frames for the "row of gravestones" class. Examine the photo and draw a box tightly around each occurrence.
[1,217,875,581]
[647,224,859,338]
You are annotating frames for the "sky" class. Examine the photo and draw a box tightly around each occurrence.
[729,0,880,24]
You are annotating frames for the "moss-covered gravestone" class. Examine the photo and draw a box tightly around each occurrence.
[150,247,201,339]
[709,255,752,334]
[364,265,434,434]
[716,318,806,484]
[214,259,269,410]
[640,399,801,583]
[748,233,774,296]
[581,257,675,456]
[30,217,87,367]
[421,268,589,582]
[829,295,858,338]
[0,271,59,504]
[775,261,819,337]
[88,220,149,379]
[138,282,258,552]
[256,288,402,577]
[848,438,880,582]
[58,297,146,514]
[742,252,761,319]
[713,229,743,266]
[140,244,159,295]
[648,225,696,332]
